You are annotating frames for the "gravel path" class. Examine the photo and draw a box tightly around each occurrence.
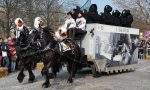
[0,60,150,90]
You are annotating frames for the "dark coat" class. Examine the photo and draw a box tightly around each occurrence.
[101,5,114,25]
[112,10,121,26]
[87,4,101,23]
[1,42,9,52]
[120,10,133,27]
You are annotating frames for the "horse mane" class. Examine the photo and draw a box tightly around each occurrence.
[42,27,55,44]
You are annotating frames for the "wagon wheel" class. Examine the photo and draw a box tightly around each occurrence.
[91,64,101,77]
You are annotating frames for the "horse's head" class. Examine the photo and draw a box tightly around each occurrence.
[42,27,56,45]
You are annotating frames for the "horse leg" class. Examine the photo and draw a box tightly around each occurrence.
[71,62,78,78]
[27,63,35,83]
[67,62,75,83]
[51,64,57,77]
[67,63,71,74]
[41,67,51,88]
[41,63,53,88]
[17,66,25,83]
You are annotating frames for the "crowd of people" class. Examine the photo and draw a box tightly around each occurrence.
[138,38,150,59]
[0,36,17,73]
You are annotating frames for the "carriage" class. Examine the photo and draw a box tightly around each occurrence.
[79,23,139,77]
[15,22,139,88]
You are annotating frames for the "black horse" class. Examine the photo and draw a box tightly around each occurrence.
[55,38,82,83]
[16,27,82,88]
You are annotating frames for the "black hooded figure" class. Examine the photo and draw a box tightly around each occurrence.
[112,10,121,26]
[101,5,114,25]
[73,6,81,20]
[126,10,133,27]
[87,4,101,23]
[120,9,133,27]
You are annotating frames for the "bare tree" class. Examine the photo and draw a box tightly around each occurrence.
[0,0,21,35]
[113,0,150,30]
[0,0,79,36]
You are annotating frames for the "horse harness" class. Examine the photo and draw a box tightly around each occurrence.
[44,38,82,64]
[19,29,81,64]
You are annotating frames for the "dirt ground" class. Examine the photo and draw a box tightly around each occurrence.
[0,60,150,90]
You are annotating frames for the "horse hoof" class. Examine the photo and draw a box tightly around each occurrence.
[17,74,25,83]
[72,74,75,78]
[28,75,35,83]
[53,73,57,78]
[67,78,73,83]
[49,73,55,79]
[42,83,50,88]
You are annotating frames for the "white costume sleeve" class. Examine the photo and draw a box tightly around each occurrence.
[76,17,86,30]
[64,20,68,29]
[69,19,76,29]
[55,31,60,39]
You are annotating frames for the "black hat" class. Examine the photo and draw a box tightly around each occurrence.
[67,11,73,17]
[90,4,97,10]
[112,10,120,17]
[78,10,84,15]
[126,10,131,15]
[104,5,112,13]
[73,6,81,11]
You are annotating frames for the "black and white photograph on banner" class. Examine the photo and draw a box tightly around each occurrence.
[94,32,139,67]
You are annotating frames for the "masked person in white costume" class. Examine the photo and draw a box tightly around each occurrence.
[68,11,87,39]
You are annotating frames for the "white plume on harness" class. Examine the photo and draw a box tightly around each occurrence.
[14,18,24,38]
[34,17,42,29]
[55,26,67,40]
[55,26,71,52]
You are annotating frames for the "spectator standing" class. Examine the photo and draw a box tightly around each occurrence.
[1,37,10,72]
[8,37,17,72]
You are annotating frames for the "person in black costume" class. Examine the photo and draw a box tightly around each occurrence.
[87,4,102,23]
[120,9,133,27]
[112,10,121,26]
[101,5,114,25]
[126,10,133,27]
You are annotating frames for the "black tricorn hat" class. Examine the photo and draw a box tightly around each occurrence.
[73,6,81,11]
[78,10,84,15]
[67,11,73,17]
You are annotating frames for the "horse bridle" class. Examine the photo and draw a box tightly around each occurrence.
[48,38,81,64]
